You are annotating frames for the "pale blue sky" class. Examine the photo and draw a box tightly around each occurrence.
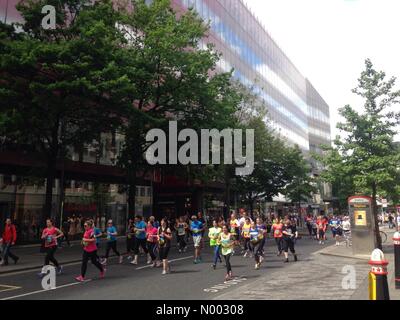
[245,0,400,141]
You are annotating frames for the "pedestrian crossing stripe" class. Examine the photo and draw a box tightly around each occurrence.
[0,285,21,293]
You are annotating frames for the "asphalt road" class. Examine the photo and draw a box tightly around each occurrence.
[0,235,327,300]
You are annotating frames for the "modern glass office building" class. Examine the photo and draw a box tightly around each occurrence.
[173,0,331,155]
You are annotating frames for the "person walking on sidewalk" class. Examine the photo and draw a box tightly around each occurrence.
[282,219,298,263]
[208,219,222,270]
[38,219,64,277]
[190,215,204,264]
[102,220,123,265]
[75,220,105,282]
[0,218,19,266]
[131,215,150,265]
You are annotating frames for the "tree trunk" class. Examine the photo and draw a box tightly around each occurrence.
[128,171,136,218]
[372,181,382,249]
[43,156,57,224]
[248,195,254,220]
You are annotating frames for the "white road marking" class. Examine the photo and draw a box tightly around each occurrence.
[203,277,248,293]
[1,280,92,300]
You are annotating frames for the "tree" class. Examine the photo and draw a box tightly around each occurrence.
[0,0,133,221]
[284,150,317,220]
[115,0,240,216]
[318,59,400,248]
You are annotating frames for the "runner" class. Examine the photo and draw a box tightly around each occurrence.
[175,217,188,253]
[228,213,240,255]
[219,225,234,282]
[329,215,342,246]
[255,217,267,256]
[316,214,327,245]
[75,220,105,282]
[131,215,150,265]
[282,219,298,263]
[250,221,264,269]
[208,219,222,270]
[158,218,172,275]
[241,217,252,257]
[126,218,135,260]
[38,219,64,278]
[305,214,313,239]
[190,215,204,264]
[271,218,283,256]
[102,220,123,265]
[146,220,159,267]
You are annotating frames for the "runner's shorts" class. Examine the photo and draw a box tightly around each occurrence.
[193,235,202,247]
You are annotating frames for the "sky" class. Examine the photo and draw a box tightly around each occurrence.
[244,0,400,140]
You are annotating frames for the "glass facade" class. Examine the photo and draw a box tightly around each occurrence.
[174,0,331,152]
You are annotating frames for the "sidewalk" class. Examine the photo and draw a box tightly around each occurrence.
[317,227,400,300]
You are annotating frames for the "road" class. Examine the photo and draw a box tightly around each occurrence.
[0,235,368,300]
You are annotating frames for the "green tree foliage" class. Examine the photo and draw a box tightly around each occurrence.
[318,59,400,248]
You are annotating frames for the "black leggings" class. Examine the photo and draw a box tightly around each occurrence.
[81,250,103,277]
[159,246,170,260]
[275,237,282,253]
[306,223,313,236]
[105,241,120,258]
[147,242,158,261]
[126,237,135,253]
[252,242,263,263]
[223,254,232,274]
[244,238,252,252]
[44,246,59,268]
[134,238,149,255]
[282,237,295,254]
[177,235,186,250]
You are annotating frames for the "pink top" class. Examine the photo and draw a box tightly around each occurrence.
[82,228,97,252]
[42,227,58,248]
[146,226,158,243]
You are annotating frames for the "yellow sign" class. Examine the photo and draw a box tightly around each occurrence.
[354,210,367,226]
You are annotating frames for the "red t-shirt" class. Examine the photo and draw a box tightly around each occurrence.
[272,223,283,238]
[42,227,58,248]
[146,226,158,243]
[82,228,97,252]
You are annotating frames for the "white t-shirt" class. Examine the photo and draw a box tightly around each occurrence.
[342,220,351,231]
[396,216,400,224]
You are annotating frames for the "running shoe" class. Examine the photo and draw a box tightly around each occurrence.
[255,263,260,270]
[162,270,167,275]
[284,258,289,263]
[152,262,157,268]
[75,275,85,282]
[57,266,63,275]
[212,264,216,270]
[259,256,264,263]
[130,260,138,265]
[294,255,298,262]
[243,252,248,258]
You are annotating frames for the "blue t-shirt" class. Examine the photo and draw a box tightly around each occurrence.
[106,226,117,242]
[94,227,102,245]
[191,221,203,237]
[135,221,147,239]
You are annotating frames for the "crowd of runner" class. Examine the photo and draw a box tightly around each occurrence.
[0,209,366,283]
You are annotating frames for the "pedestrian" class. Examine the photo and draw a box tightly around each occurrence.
[0,218,19,266]
[75,220,105,282]
[208,219,222,270]
[218,225,234,282]
[38,219,64,277]
[271,218,283,256]
[158,218,172,275]
[102,220,123,265]
[146,220,159,267]
[282,219,298,263]
[131,215,150,265]
[190,215,204,264]
[175,216,187,253]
